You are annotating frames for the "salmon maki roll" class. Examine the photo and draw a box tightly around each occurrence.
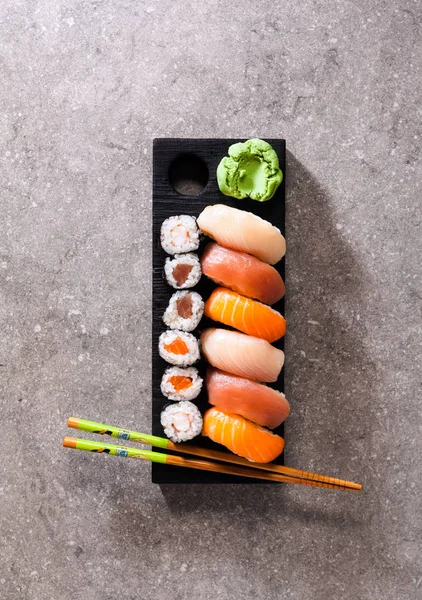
[159,330,200,366]
[200,328,284,382]
[201,242,285,305]
[206,368,290,429]
[161,366,203,401]
[197,204,285,264]
[203,407,284,463]
[204,288,286,343]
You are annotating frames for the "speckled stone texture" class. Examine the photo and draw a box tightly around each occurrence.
[1,1,421,599]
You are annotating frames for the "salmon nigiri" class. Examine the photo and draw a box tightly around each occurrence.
[205,287,286,343]
[201,242,285,305]
[197,205,286,265]
[206,368,290,429]
[203,407,285,463]
[200,328,284,382]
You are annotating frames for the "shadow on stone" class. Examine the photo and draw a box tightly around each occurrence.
[284,152,378,481]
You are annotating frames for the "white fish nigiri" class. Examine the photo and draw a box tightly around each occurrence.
[200,328,284,383]
[197,204,285,265]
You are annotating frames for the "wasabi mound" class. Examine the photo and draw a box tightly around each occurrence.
[217,138,283,202]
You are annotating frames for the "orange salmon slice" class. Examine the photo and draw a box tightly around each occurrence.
[205,287,286,343]
[168,375,193,391]
[164,338,189,355]
[203,407,284,463]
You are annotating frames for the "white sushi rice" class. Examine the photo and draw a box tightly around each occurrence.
[163,291,204,331]
[160,366,203,401]
[158,330,200,366]
[160,215,200,255]
[164,253,202,289]
[160,400,203,442]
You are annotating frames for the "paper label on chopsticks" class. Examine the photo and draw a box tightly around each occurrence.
[117,430,130,441]
[115,448,129,457]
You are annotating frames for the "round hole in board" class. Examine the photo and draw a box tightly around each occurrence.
[169,154,209,196]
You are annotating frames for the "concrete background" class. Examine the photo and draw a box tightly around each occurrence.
[1,1,421,599]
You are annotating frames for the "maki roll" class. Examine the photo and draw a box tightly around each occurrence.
[164,253,201,289]
[159,330,200,366]
[163,290,204,332]
[160,401,203,443]
[160,215,200,255]
[161,366,203,401]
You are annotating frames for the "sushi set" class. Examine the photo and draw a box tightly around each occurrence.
[62,137,362,492]
[152,138,287,483]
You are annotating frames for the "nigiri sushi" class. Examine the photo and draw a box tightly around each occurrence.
[197,204,285,265]
[203,407,284,463]
[204,287,286,343]
[206,368,290,429]
[201,242,285,305]
[200,328,284,382]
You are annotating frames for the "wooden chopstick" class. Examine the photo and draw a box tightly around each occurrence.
[63,436,360,490]
[67,417,362,491]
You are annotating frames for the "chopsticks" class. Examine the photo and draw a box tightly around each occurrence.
[65,417,362,491]
[64,436,346,487]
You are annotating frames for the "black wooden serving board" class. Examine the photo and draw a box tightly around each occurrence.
[152,138,286,483]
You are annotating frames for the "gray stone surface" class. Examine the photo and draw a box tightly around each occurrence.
[1,0,421,598]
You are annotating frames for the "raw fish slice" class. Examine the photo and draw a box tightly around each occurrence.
[200,328,284,383]
[205,287,286,343]
[201,242,285,305]
[202,407,284,463]
[197,204,285,265]
[206,368,290,429]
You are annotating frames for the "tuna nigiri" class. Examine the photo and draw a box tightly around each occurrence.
[197,204,286,265]
[203,407,285,463]
[205,287,286,343]
[206,368,290,429]
[200,328,284,383]
[201,242,285,305]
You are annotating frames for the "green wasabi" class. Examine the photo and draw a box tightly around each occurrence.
[216,138,283,202]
